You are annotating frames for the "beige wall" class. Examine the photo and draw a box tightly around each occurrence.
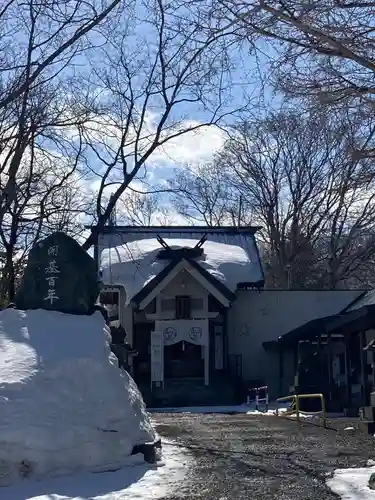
[156,269,208,320]
[162,269,207,299]
[227,289,361,398]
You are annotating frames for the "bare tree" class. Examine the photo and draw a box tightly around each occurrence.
[0,0,123,230]
[169,162,252,226]
[180,109,375,289]
[116,190,163,226]
[79,0,246,249]
[0,139,89,302]
[213,1,375,155]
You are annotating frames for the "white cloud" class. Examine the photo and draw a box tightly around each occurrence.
[148,123,226,168]
[50,114,227,229]
[79,111,226,178]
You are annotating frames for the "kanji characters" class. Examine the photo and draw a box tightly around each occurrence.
[46,276,58,287]
[45,260,60,274]
[47,245,59,257]
[44,288,59,305]
[44,245,60,305]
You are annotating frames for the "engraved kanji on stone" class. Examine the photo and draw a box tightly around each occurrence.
[47,245,59,257]
[46,276,58,287]
[45,260,60,274]
[44,289,59,304]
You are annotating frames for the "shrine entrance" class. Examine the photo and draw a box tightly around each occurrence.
[164,341,204,378]
[151,319,209,387]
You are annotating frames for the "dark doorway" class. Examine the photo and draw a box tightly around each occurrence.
[133,322,154,384]
[164,341,204,378]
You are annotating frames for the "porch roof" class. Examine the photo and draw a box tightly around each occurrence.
[262,290,368,351]
[326,304,375,335]
[271,314,339,348]
[131,256,236,308]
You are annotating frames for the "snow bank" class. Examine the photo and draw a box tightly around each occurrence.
[3,441,190,500]
[101,238,260,304]
[327,464,375,499]
[0,308,156,486]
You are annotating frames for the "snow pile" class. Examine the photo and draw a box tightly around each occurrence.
[327,464,375,499]
[0,308,156,487]
[3,441,191,500]
[101,238,259,303]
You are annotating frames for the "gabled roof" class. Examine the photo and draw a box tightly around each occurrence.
[186,258,236,303]
[131,257,236,308]
[131,258,179,307]
[101,237,263,304]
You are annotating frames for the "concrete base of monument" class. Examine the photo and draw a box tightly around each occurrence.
[0,308,157,486]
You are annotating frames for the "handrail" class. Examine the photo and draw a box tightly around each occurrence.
[276,393,327,428]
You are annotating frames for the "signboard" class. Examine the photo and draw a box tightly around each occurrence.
[150,330,164,386]
[157,319,209,346]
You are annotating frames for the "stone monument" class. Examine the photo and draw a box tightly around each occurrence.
[16,232,99,315]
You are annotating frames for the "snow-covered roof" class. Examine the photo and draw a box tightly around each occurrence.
[101,238,264,305]
[0,308,155,485]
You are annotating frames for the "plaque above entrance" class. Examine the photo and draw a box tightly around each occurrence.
[157,319,209,347]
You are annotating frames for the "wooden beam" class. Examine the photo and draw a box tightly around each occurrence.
[156,235,171,250]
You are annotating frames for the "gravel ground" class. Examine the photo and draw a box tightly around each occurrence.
[152,412,375,500]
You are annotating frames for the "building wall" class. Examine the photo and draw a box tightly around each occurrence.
[227,289,361,399]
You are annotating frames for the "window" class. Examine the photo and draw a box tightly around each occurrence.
[176,296,191,319]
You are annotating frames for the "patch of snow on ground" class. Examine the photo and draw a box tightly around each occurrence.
[246,407,313,418]
[101,238,259,303]
[3,440,189,500]
[148,403,313,418]
[327,465,375,499]
[0,308,156,486]
[148,404,253,414]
